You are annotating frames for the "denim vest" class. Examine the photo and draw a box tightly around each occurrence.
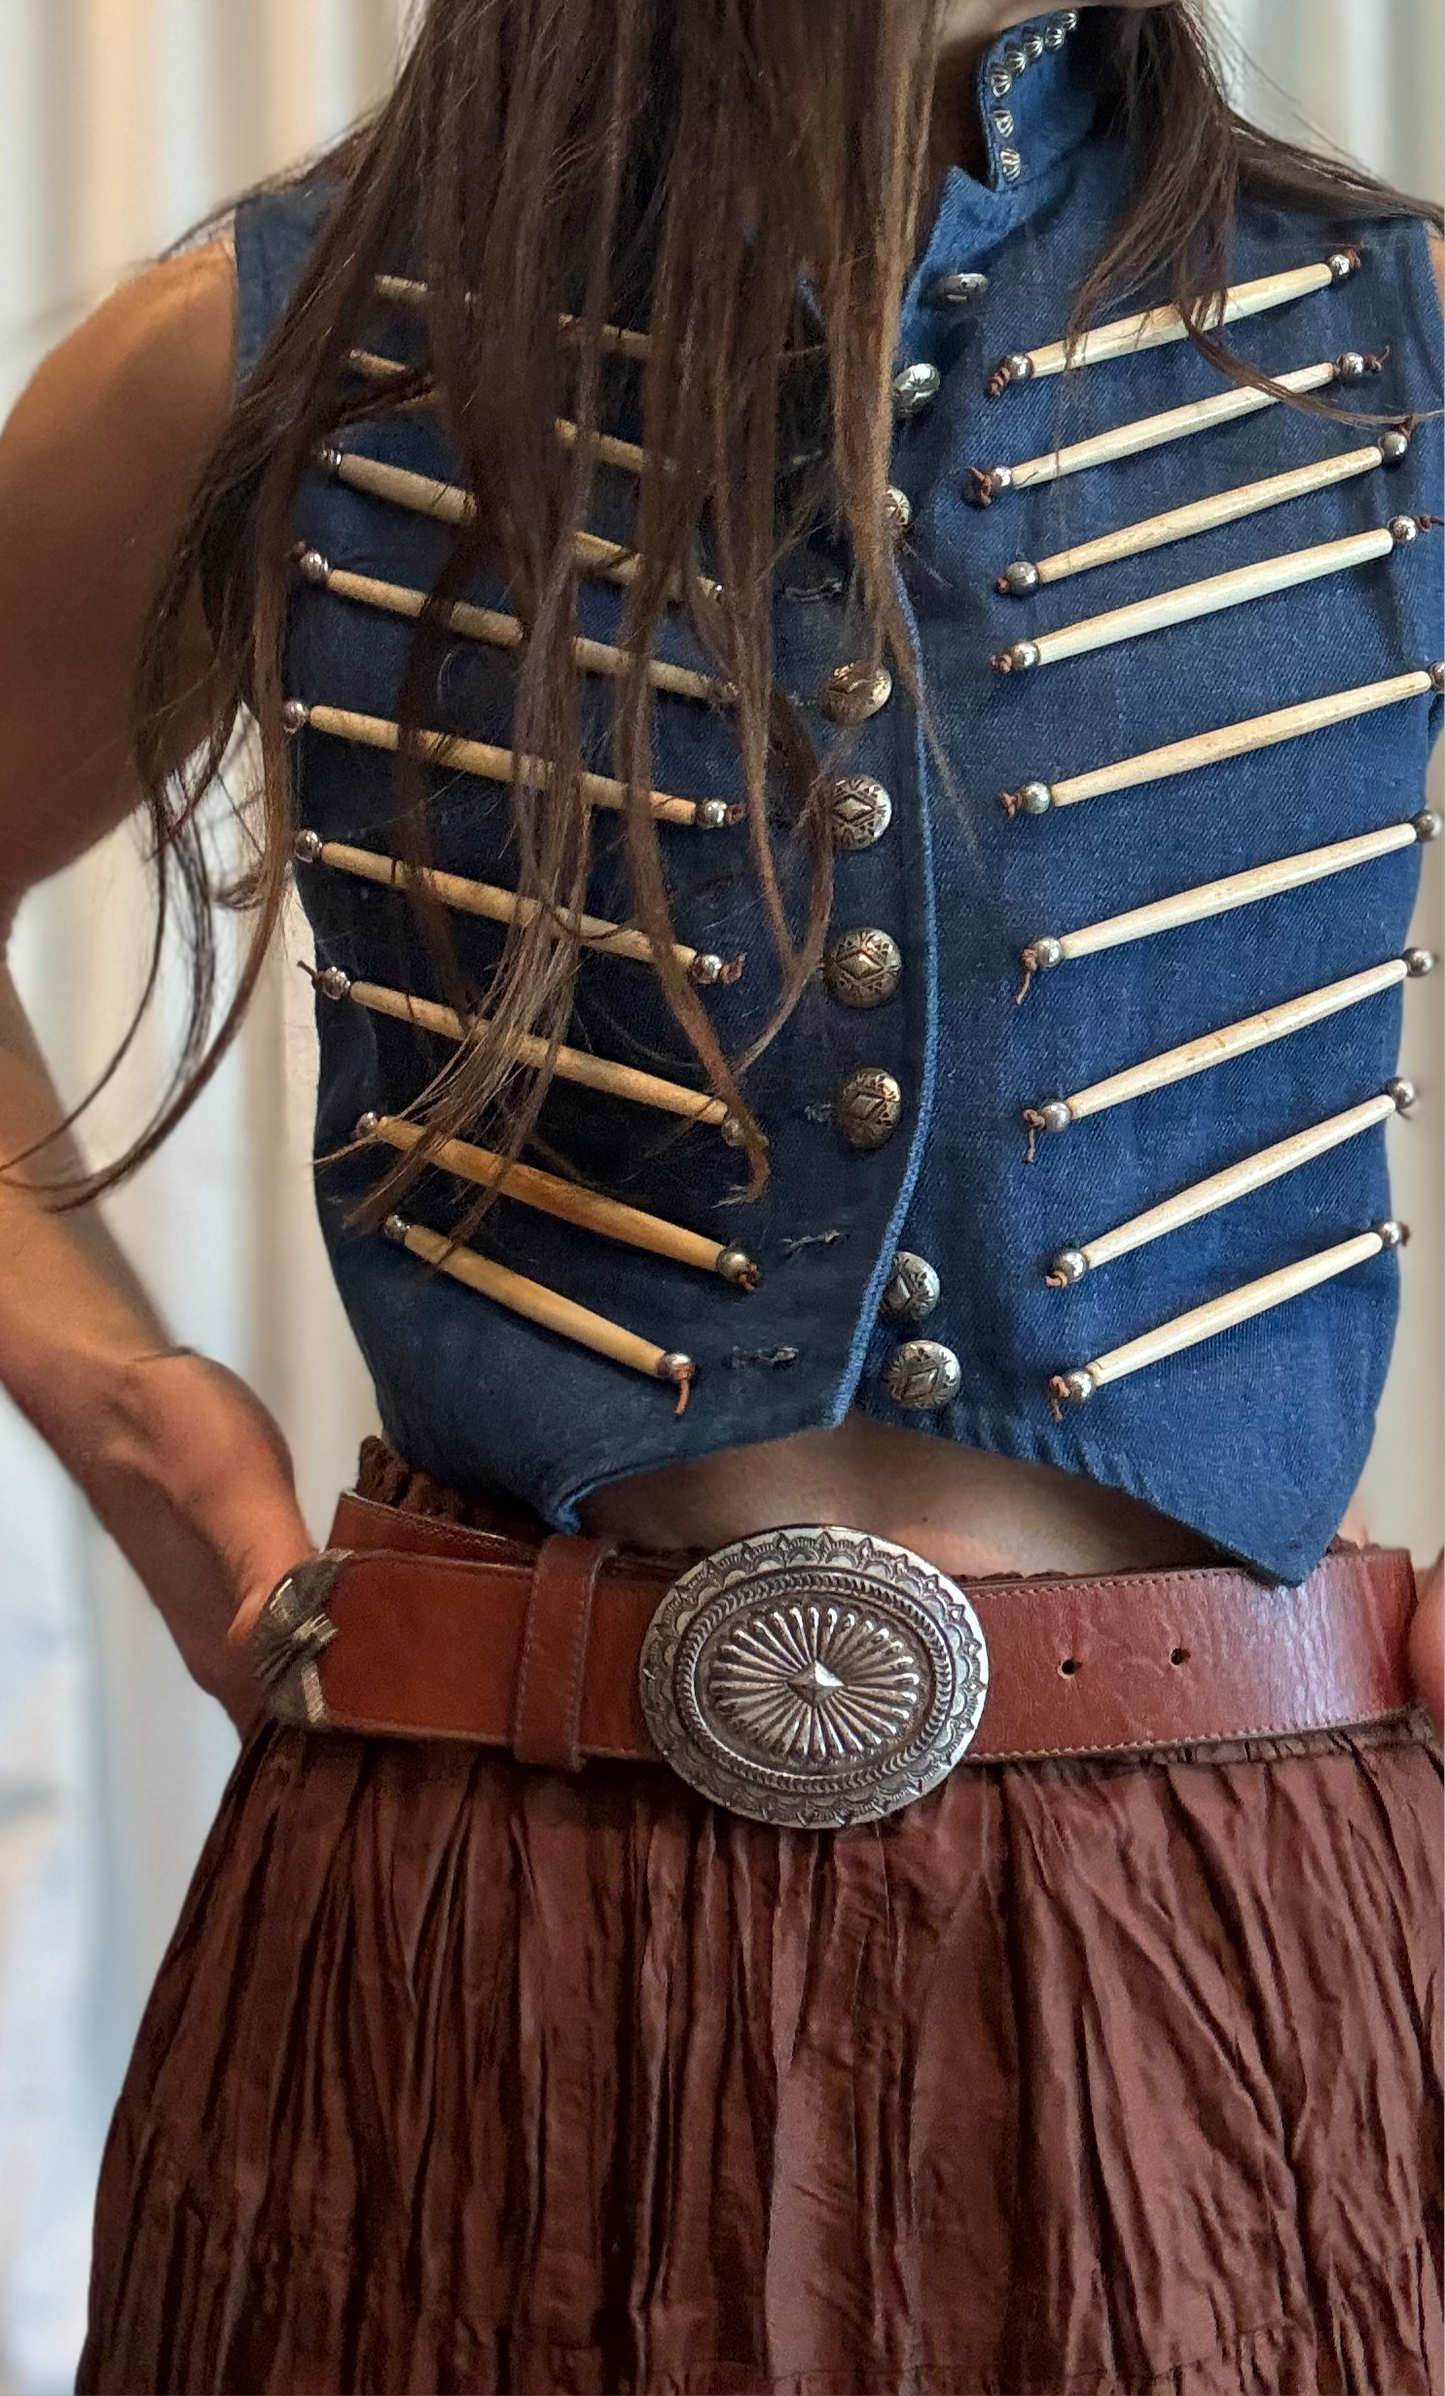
[237,10,1444,1582]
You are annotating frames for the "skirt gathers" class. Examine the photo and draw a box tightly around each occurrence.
[81,1452,1443,2396]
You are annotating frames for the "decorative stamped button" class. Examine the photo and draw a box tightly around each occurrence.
[885,1340,962,1410]
[880,1252,941,1325]
[638,1524,990,1826]
[834,1068,904,1150]
[829,776,894,853]
[823,927,904,1010]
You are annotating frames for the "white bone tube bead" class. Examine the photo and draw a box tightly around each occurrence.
[305,837,739,982]
[1028,954,1417,1133]
[373,275,653,361]
[1028,820,1426,973]
[385,1217,694,1399]
[299,703,735,829]
[343,978,731,1128]
[1052,1089,1402,1279]
[976,357,1345,495]
[1035,668,1439,812]
[365,1114,757,1285]
[1053,1224,1398,1402]
[992,520,1422,673]
[300,561,731,705]
[321,450,649,590]
[1015,443,1393,591]
[990,254,1358,391]
[348,350,649,475]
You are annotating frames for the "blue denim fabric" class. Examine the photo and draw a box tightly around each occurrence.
[236,12,1444,1580]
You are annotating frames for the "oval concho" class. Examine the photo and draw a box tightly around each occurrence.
[638,1524,989,1827]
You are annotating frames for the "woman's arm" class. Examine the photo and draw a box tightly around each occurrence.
[0,242,313,1729]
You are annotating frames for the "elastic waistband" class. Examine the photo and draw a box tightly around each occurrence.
[248,1463,1420,1820]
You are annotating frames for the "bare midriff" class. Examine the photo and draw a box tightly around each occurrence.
[581,1412,1367,1578]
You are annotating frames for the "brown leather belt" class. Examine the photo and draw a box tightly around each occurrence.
[250,1489,1421,1821]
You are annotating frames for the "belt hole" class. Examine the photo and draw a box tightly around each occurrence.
[1058,1655,1081,1677]
[1170,1645,1191,1667]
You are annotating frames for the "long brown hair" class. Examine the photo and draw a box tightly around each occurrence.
[56,1,1444,1211]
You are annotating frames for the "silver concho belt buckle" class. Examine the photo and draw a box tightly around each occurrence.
[638,1524,989,1828]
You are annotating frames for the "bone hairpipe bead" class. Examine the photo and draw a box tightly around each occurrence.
[358,1112,758,1286]
[383,1215,696,1406]
[283,700,741,830]
[311,968,737,1133]
[1002,665,1443,816]
[292,553,735,707]
[347,349,650,476]
[1020,817,1435,982]
[996,436,1407,596]
[1045,1084,1410,1284]
[1049,1221,1404,1408]
[373,274,654,361]
[968,355,1367,501]
[1022,950,1434,1140]
[992,517,1431,675]
[988,249,1361,393]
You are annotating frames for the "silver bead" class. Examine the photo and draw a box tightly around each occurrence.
[1026,934,1064,972]
[834,1068,904,1151]
[998,352,1034,386]
[925,270,989,309]
[1050,1248,1089,1286]
[992,108,1016,139]
[892,360,942,419]
[720,1113,748,1148]
[1022,31,1045,60]
[823,927,904,1010]
[880,1251,941,1326]
[656,1351,696,1388]
[292,828,324,864]
[824,661,894,726]
[354,1111,381,1139]
[1389,514,1420,546]
[1013,780,1054,816]
[1374,1218,1407,1251]
[1327,250,1358,282]
[281,699,311,735]
[383,1213,410,1246]
[695,799,731,832]
[689,952,726,987]
[978,464,1014,501]
[1056,1368,1095,1406]
[884,1339,962,1412]
[1386,1077,1417,1112]
[998,149,1023,184]
[1413,811,1440,842]
[1379,427,1411,465]
[829,775,893,853]
[1002,558,1040,597]
[1035,1099,1073,1136]
[1003,42,1029,73]
[1430,661,1445,694]
[988,66,1014,98]
[1405,947,1436,977]
[883,484,914,536]
[317,444,346,476]
[716,1248,757,1289]
[316,966,353,1002]
[297,548,331,585]
[1002,640,1041,672]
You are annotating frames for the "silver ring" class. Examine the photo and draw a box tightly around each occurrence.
[639,1524,989,1827]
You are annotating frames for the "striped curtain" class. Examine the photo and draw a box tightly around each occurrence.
[0,5,1439,2385]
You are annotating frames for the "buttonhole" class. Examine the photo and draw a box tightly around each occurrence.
[1058,1656,1081,1678]
[1170,1646,1191,1668]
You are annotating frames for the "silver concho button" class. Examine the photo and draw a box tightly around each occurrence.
[823,927,904,1009]
[924,269,989,309]
[834,1068,903,1150]
[880,1252,941,1325]
[638,1524,990,1826]
[829,775,894,853]
[824,661,894,725]
[892,360,942,419]
[885,1340,962,1411]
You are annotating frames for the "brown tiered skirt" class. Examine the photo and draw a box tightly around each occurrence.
[81,1446,1443,2396]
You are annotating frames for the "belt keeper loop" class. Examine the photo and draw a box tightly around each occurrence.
[511,1533,619,1772]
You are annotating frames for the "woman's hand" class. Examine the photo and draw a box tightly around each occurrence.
[79,1350,317,1735]
[1408,1551,1443,1734]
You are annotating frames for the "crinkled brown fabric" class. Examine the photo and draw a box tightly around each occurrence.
[80,1449,1444,2396]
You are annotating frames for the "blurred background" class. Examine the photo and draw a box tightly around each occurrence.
[0,2,1440,2385]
